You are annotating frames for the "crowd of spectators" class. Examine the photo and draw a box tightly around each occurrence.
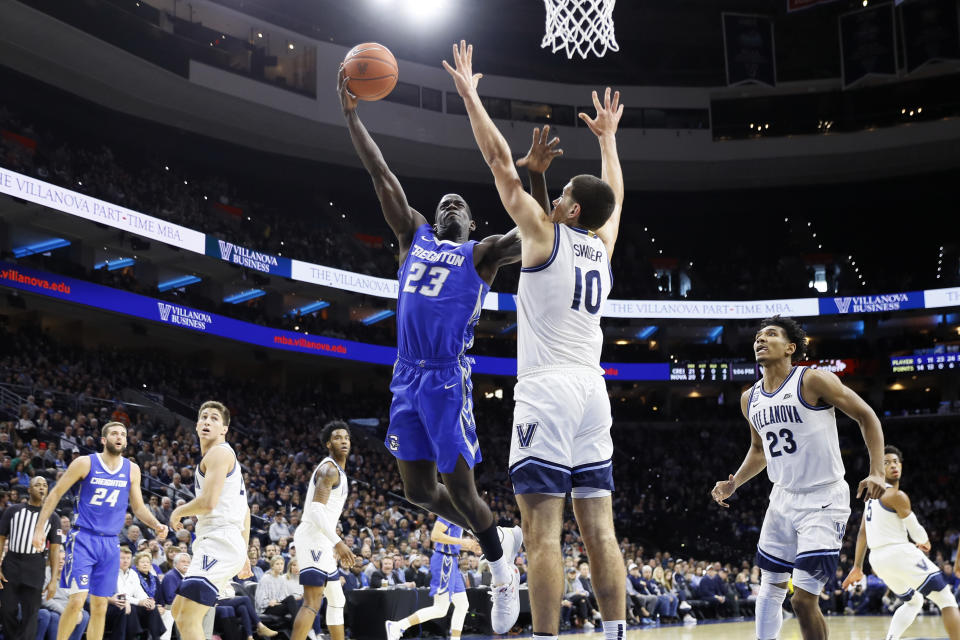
[1,323,959,638]
[3,89,942,312]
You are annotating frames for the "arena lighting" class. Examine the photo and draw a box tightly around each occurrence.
[12,238,71,258]
[362,309,395,325]
[157,275,201,292]
[708,326,723,341]
[635,326,658,340]
[94,258,136,271]
[402,0,448,21]
[499,323,518,335]
[285,300,330,317]
[223,289,266,304]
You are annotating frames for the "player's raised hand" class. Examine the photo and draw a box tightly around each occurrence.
[578,88,623,139]
[856,473,885,500]
[334,540,358,569]
[337,66,359,114]
[516,125,564,174]
[711,474,737,508]
[442,40,483,98]
[841,566,863,590]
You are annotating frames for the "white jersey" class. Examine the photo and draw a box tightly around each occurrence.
[516,223,610,377]
[302,456,348,544]
[195,442,248,536]
[865,484,909,549]
[747,366,845,491]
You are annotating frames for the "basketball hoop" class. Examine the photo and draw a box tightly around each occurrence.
[541,0,619,59]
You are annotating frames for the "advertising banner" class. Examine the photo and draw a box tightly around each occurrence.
[205,236,292,277]
[818,292,925,315]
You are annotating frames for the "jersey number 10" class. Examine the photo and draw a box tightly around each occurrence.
[571,267,602,315]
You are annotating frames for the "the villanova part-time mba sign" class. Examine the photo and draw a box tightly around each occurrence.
[205,237,292,277]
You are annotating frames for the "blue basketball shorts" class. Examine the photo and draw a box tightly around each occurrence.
[61,528,120,597]
[429,552,465,596]
[386,356,482,474]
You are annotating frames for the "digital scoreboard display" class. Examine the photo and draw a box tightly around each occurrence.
[890,353,960,373]
[671,362,731,381]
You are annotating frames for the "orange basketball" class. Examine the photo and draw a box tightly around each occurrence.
[343,43,398,101]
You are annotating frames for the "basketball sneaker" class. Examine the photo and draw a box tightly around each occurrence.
[489,526,523,634]
[385,620,403,640]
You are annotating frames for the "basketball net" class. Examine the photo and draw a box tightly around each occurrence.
[541,0,619,59]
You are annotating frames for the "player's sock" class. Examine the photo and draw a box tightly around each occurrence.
[755,582,787,640]
[602,620,626,640]
[476,523,504,562]
[886,592,923,640]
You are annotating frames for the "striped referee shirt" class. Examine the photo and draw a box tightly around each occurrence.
[0,503,62,588]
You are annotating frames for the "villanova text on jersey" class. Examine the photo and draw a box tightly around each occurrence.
[396,223,490,362]
[751,404,804,431]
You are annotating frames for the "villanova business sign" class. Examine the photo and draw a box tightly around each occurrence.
[819,292,925,315]
[205,237,292,277]
[157,302,212,330]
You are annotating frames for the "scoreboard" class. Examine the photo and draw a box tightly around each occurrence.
[890,353,960,373]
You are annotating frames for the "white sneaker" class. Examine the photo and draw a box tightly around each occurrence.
[489,565,521,633]
[678,601,692,611]
[682,614,697,624]
[384,620,403,640]
[307,631,318,640]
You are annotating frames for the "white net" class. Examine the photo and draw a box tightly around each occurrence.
[541,0,619,59]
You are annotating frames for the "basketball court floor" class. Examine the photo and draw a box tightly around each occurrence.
[470,615,949,639]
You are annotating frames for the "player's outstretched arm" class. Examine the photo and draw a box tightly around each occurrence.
[32,455,90,551]
[169,447,232,525]
[712,389,767,508]
[580,88,625,258]
[443,41,553,254]
[338,67,427,254]
[843,512,868,589]
[516,125,563,216]
[129,464,167,541]
[803,369,885,500]
[305,462,357,568]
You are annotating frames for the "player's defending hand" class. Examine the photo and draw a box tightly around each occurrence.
[516,125,563,174]
[442,40,482,98]
[856,473,885,500]
[578,88,623,139]
[153,523,168,542]
[841,566,863,590]
[334,540,358,569]
[710,474,736,508]
[337,66,359,114]
[462,537,482,555]
[169,508,184,532]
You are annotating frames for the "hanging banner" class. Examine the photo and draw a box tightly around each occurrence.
[840,3,898,88]
[722,13,777,87]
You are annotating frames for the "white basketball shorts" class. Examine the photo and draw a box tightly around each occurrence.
[179,526,247,606]
[294,524,340,587]
[508,368,613,495]
[756,480,850,592]
[870,542,947,599]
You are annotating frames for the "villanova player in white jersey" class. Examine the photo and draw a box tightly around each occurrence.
[291,421,357,640]
[32,421,167,640]
[445,41,628,640]
[843,446,960,640]
[711,316,886,640]
[340,67,543,632]
[170,401,250,640]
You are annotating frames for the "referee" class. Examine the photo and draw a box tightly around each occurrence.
[0,476,62,640]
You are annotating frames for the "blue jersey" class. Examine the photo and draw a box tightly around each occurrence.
[75,454,130,535]
[397,224,490,362]
[434,517,463,555]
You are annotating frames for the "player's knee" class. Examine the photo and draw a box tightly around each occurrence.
[790,589,819,614]
[451,592,469,610]
[303,587,325,609]
[929,586,959,610]
[403,484,437,509]
[88,596,108,614]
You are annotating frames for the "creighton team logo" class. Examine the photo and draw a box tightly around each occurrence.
[515,422,538,449]
[388,435,399,451]
[218,240,235,261]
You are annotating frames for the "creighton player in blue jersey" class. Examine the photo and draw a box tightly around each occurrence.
[711,316,886,640]
[32,421,167,640]
[385,517,482,640]
[339,66,559,632]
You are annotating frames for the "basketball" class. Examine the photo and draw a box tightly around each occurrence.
[343,42,398,101]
